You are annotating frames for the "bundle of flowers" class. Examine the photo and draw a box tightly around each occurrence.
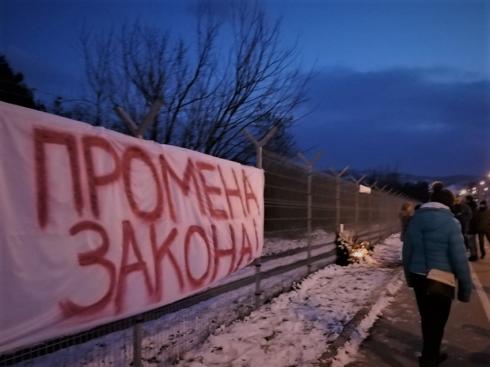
[335,232,372,266]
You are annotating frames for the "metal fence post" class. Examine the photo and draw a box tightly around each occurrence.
[368,183,375,232]
[335,175,340,230]
[115,99,163,139]
[306,171,312,273]
[244,127,276,309]
[394,193,403,231]
[133,317,143,367]
[115,101,162,367]
[354,185,359,231]
[331,166,348,232]
[381,189,388,234]
[354,176,365,232]
[253,149,263,309]
[379,187,388,233]
[298,153,321,274]
[386,189,394,227]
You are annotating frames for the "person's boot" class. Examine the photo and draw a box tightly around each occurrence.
[419,356,438,367]
[468,255,478,261]
[438,352,448,364]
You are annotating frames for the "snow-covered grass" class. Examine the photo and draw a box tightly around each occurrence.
[138,232,337,366]
[175,235,402,367]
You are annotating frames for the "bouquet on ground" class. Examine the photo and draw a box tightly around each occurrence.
[335,232,372,265]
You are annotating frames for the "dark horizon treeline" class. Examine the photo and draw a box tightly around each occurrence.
[360,171,430,203]
[0,55,45,111]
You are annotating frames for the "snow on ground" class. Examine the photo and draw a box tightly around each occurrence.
[9,233,399,367]
[175,235,402,367]
[330,273,404,367]
[138,231,337,365]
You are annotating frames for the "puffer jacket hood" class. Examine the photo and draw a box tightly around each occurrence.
[416,207,454,232]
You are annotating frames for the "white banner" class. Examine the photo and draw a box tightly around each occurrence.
[0,102,264,353]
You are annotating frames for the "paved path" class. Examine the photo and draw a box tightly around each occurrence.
[347,245,490,367]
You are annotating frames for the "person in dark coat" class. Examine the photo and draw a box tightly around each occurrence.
[452,196,472,249]
[399,202,414,242]
[466,195,479,261]
[475,200,489,259]
[403,183,472,367]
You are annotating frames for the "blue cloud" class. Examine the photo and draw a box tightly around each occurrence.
[294,67,490,176]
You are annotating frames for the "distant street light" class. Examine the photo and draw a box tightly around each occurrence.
[480,180,485,186]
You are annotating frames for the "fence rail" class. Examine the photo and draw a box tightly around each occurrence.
[1,146,408,367]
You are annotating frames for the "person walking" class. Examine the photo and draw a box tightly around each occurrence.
[476,200,489,259]
[403,182,472,367]
[452,196,472,249]
[466,196,479,261]
[399,202,414,242]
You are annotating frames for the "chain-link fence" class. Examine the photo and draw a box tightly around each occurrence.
[1,148,407,367]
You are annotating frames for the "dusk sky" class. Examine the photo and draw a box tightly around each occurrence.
[1,0,489,177]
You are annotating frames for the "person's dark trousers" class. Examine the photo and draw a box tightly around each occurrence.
[461,223,469,249]
[468,234,478,260]
[477,233,487,258]
[411,273,452,366]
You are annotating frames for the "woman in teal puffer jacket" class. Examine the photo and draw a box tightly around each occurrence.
[403,182,472,367]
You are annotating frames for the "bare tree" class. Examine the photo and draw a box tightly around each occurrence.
[76,2,309,162]
[80,30,117,126]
